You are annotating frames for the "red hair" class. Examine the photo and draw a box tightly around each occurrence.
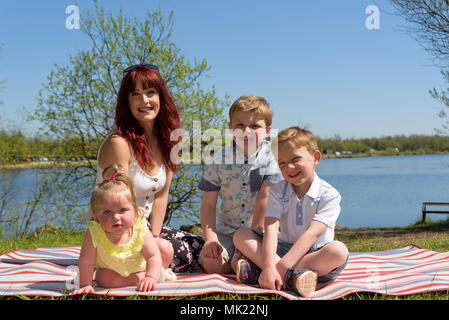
[115,65,182,172]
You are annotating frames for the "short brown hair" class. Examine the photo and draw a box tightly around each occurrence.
[273,126,318,155]
[229,95,273,126]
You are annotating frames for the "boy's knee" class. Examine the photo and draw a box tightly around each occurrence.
[233,227,253,245]
[328,240,349,263]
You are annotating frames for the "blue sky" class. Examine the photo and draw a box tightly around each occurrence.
[0,0,446,139]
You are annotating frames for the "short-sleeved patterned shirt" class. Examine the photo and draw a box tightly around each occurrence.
[198,140,283,235]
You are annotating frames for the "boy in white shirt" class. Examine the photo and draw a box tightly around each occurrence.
[233,126,349,298]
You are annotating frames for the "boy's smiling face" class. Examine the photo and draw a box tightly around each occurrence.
[229,110,270,157]
[277,141,321,194]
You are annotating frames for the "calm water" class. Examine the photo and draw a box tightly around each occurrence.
[1,154,449,235]
[317,154,449,228]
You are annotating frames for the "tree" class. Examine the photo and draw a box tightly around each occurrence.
[0,43,6,132]
[430,70,449,135]
[32,3,227,226]
[391,0,449,67]
[390,0,449,134]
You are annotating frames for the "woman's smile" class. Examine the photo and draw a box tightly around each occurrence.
[128,81,160,124]
[137,105,155,113]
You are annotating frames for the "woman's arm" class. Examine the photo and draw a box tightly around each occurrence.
[149,169,172,236]
[97,134,131,176]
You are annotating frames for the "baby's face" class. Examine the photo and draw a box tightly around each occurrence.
[94,191,136,236]
[228,110,270,155]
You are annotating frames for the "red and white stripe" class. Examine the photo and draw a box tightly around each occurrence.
[1,245,448,299]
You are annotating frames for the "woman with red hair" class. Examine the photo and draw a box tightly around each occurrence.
[96,64,204,273]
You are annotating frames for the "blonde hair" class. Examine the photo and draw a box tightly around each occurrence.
[273,126,318,155]
[229,95,273,126]
[89,164,142,220]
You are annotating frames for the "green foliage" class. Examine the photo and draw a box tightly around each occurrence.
[1,132,449,164]
[319,134,449,156]
[29,3,227,224]
[431,70,449,135]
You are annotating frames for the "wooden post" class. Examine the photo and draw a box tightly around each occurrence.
[422,203,427,223]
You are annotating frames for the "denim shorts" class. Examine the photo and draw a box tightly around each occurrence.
[252,229,348,284]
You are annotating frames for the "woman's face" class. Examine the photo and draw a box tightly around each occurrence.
[128,80,160,126]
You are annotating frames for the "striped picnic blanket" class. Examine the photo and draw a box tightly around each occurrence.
[1,244,448,299]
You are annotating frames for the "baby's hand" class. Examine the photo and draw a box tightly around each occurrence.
[137,276,157,292]
[72,285,94,295]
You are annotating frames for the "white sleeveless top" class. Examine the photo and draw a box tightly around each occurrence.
[96,133,167,218]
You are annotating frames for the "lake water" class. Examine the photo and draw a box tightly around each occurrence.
[316,154,449,228]
[1,154,449,236]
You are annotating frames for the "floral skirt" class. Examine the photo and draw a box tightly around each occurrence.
[160,225,205,273]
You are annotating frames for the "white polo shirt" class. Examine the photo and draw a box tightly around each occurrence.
[265,174,341,250]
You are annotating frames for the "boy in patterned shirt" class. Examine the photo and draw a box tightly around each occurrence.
[198,95,283,274]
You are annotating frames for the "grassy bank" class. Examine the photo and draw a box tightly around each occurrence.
[1,219,449,300]
[335,219,449,253]
[3,218,448,256]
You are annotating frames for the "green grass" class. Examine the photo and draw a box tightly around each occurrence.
[0,227,84,254]
[1,218,449,300]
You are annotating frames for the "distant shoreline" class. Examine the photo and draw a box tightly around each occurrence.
[1,151,449,171]
[0,160,97,171]
[321,150,449,159]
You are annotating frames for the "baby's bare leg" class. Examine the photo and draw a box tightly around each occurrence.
[95,268,145,288]
[154,237,174,269]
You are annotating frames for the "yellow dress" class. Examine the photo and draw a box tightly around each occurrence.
[88,216,147,277]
